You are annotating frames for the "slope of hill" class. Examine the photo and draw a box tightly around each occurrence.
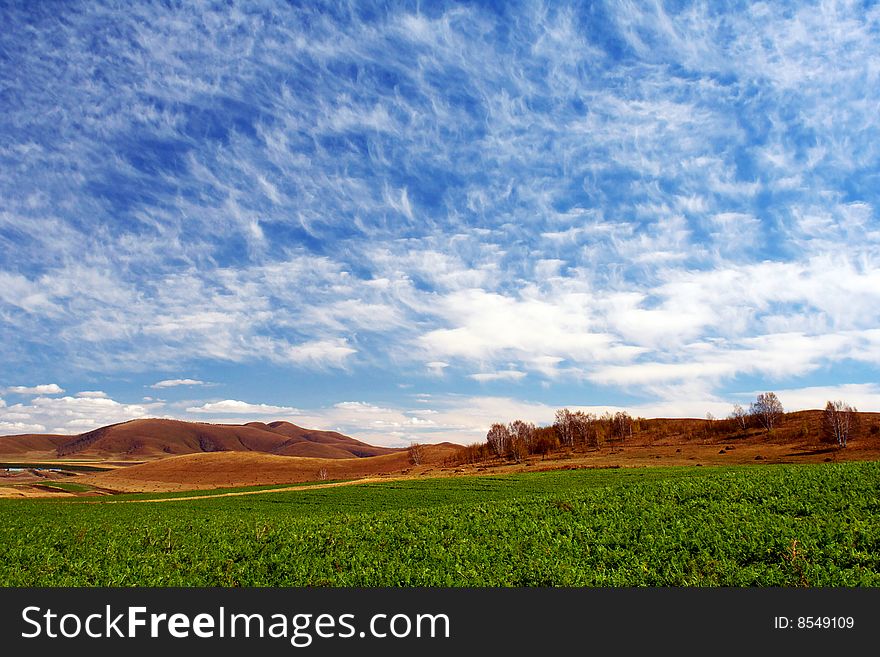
[0,418,402,460]
[78,443,463,492]
[0,433,69,458]
[450,409,880,468]
[252,421,399,457]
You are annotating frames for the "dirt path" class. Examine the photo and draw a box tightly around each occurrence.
[78,476,393,504]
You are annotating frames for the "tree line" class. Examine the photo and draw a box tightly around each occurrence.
[454,392,863,465]
[456,409,637,465]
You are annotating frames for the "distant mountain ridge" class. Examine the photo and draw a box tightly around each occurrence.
[0,418,402,460]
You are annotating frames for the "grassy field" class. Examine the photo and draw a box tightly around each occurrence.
[1,462,878,586]
[31,481,96,493]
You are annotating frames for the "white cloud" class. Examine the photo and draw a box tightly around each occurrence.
[0,421,47,434]
[382,184,415,221]
[589,330,869,393]
[603,291,716,349]
[425,361,449,376]
[591,360,738,387]
[708,212,761,253]
[0,394,163,436]
[6,384,65,395]
[75,390,109,398]
[366,245,498,293]
[282,338,357,368]
[185,400,300,415]
[0,272,60,314]
[736,384,880,413]
[150,378,206,389]
[419,288,636,368]
[333,401,395,413]
[470,370,527,383]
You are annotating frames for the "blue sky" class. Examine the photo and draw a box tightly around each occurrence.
[2,1,880,445]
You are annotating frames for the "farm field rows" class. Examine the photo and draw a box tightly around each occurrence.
[1,462,878,587]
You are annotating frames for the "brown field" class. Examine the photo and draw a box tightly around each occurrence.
[2,409,879,498]
[72,442,462,493]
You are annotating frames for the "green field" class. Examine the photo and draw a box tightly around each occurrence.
[31,481,96,493]
[1,462,878,586]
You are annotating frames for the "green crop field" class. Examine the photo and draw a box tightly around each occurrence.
[30,481,95,493]
[1,462,878,587]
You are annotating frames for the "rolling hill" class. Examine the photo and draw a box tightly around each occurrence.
[77,443,463,492]
[0,418,403,460]
[0,433,70,458]
[246,421,398,457]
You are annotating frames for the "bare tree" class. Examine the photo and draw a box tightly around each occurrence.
[590,415,607,449]
[532,426,559,457]
[408,442,425,465]
[553,409,575,447]
[507,420,536,461]
[564,411,598,449]
[507,433,529,463]
[317,467,328,481]
[486,423,510,458]
[610,411,633,451]
[750,392,784,433]
[508,420,536,453]
[822,400,857,448]
[729,404,748,430]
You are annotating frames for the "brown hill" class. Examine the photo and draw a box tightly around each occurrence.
[254,421,399,458]
[277,442,365,459]
[79,442,463,492]
[632,409,880,447]
[0,418,402,460]
[451,409,880,468]
[0,433,69,458]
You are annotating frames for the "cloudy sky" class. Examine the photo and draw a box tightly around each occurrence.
[2,1,880,445]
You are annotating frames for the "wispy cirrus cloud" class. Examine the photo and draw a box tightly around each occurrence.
[2,1,880,436]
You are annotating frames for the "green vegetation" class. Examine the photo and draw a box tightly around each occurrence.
[1,462,878,586]
[35,481,96,493]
